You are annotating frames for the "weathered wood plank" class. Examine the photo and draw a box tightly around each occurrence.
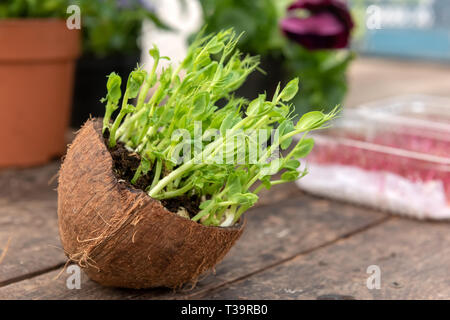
[0,269,150,300]
[345,58,450,108]
[0,159,301,286]
[254,181,304,207]
[0,161,59,202]
[199,217,450,300]
[0,193,387,299]
[0,162,67,286]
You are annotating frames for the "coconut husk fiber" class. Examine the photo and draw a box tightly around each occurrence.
[57,119,245,289]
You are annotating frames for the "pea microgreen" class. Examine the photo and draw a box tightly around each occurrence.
[102,29,339,227]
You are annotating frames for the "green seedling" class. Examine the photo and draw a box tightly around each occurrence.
[102,29,339,227]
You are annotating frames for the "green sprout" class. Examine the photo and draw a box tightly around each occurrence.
[102,29,339,227]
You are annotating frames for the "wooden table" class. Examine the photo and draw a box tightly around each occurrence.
[1,58,450,300]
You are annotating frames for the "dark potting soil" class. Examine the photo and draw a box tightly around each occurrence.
[103,131,200,218]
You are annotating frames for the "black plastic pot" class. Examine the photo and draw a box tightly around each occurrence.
[235,55,286,102]
[71,53,140,128]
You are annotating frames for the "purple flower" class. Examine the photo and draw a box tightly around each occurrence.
[280,0,354,50]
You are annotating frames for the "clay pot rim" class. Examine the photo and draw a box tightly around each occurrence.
[0,17,80,61]
[91,118,245,231]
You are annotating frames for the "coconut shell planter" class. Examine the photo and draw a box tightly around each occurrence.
[58,119,244,288]
[57,29,338,289]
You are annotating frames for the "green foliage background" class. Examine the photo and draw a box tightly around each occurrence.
[198,0,354,115]
[0,0,69,18]
[0,0,166,57]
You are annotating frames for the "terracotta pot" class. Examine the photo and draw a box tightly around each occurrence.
[0,19,80,168]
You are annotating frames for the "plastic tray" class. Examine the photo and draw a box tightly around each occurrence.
[296,95,450,219]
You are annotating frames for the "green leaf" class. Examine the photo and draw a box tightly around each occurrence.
[199,200,212,210]
[208,40,224,54]
[280,137,292,151]
[292,138,315,158]
[194,51,212,68]
[194,179,205,189]
[160,108,174,123]
[281,170,300,182]
[149,45,160,61]
[122,104,136,114]
[279,78,299,102]
[192,92,209,118]
[260,158,282,176]
[105,72,122,104]
[278,120,294,150]
[230,193,258,207]
[284,159,300,170]
[220,113,236,135]
[226,174,242,195]
[127,69,146,99]
[260,175,272,190]
[141,157,151,175]
[246,94,265,116]
[295,111,325,131]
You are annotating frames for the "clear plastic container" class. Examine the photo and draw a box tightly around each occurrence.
[296,95,450,219]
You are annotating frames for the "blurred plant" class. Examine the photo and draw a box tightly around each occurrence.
[198,0,355,115]
[0,0,168,57]
[197,0,282,55]
[73,0,168,57]
[103,29,339,226]
[0,0,69,18]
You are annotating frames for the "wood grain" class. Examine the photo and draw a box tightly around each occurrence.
[0,194,387,299]
[0,160,303,288]
[201,217,450,300]
[346,57,450,107]
[0,162,66,287]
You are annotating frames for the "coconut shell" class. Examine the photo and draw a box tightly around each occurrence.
[57,119,245,289]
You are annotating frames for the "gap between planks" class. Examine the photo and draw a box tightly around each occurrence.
[0,262,67,288]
